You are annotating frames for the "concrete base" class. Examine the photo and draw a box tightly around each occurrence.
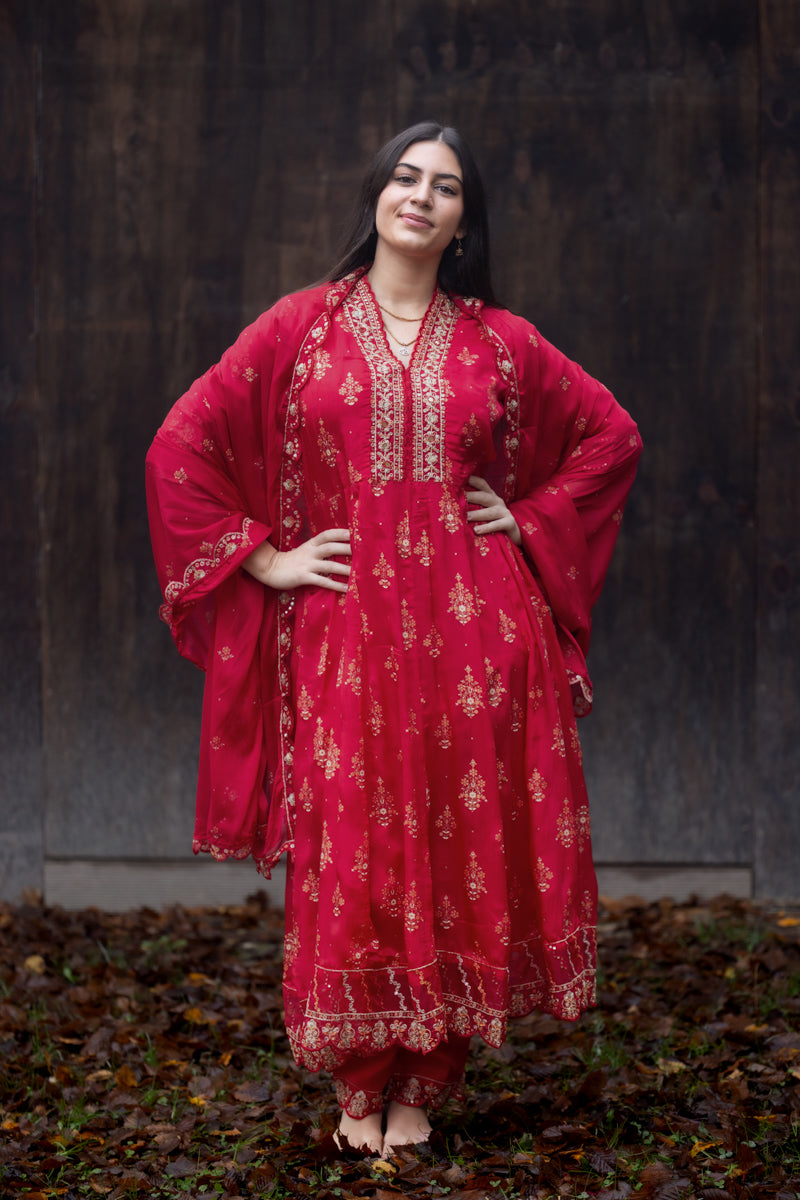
[41,858,753,912]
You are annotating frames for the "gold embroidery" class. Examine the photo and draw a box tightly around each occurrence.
[320,822,333,869]
[173,467,187,483]
[459,760,487,812]
[299,778,313,812]
[372,553,395,589]
[404,881,423,932]
[570,726,583,762]
[338,371,363,405]
[317,420,338,468]
[297,684,313,719]
[529,768,548,803]
[395,513,412,558]
[434,713,452,749]
[383,648,399,681]
[498,610,517,643]
[353,833,369,881]
[413,530,434,566]
[404,800,420,839]
[437,894,459,930]
[349,744,366,789]
[367,697,385,736]
[511,699,524,733]
[552,725,566,757]
[217,645,233,661]
[332,882,345,916]
[556,798,576,848]
[370,778,395,826]
[484,657,506,708]
[312,348,333,380]
[535,857,554,892]
[436,805,456,840]
[302,869,320,901]
[465,851,487,900]
[457,346,478,366]
[461,413,481,448]
[400,599,417,650]
[439,489,462,532]
[381,867,404,916]
[448,573,477,625]
[457,666,484,717]
[559,375,571,390]
[313,719,340,780]
[410,295,459,481]
[424,626,443,658]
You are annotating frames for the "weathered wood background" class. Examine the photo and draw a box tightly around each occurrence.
[1,0,798,902]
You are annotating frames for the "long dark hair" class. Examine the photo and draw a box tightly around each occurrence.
[327,122,501,307]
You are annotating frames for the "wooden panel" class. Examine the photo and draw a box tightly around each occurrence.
[754,0,800,898]
[0,1,43,898]
[20,0,770,885]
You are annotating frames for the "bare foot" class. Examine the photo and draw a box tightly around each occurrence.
[335,1110,383,1156]
[381,1100,432,1154]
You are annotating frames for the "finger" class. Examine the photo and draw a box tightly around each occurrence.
[465,490,496,508]
[467,504,501,521]
[316,540,353,558]
[315,560,351,577]
[312,573,348,593]
[473,518,508,535]
[467,475,491,490]
[314,528,351,544]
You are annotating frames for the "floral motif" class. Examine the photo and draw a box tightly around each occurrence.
[395,513,412,558]
[424,626,444,658]
[459,760,487,812]
[370,778,395,826]
[414,530,434,566]
[448,574,477,625]
[435,805,456,839]
[465,851,487,900]
[372,553,394,589]
[339,371,364,405]
[457,666,484,718]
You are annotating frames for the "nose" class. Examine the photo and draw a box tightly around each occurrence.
[409,178,433,207]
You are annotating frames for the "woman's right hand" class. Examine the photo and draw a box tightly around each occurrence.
[242,529,351,592]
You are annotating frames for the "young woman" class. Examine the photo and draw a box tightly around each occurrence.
[146,122,642,1157]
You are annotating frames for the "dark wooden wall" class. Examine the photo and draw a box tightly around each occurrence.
[1,0,798,900]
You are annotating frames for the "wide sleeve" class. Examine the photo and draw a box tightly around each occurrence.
[145,309,284,669]
[508,323,642,710]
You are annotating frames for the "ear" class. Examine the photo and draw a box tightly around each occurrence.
[455,224,467,239]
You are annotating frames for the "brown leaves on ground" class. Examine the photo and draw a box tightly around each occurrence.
[1,893,799,1199]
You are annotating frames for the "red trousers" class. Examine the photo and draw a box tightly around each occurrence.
[332,1035,471,1117]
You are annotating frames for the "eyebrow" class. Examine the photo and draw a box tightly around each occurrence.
[395,160,463,184]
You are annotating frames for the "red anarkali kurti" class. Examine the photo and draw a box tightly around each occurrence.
[146,270,642,1077]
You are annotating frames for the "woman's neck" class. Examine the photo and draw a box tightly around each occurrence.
[367,245,440,315]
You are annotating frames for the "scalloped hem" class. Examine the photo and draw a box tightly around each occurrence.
[288,973,596,1074]
[191,836,294,880]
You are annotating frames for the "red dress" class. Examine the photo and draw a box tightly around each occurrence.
[146,271,642,1077]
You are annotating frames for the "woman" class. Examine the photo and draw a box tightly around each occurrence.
[146,122,642,1157]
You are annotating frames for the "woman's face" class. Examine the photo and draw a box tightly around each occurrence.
[374,140,466,264]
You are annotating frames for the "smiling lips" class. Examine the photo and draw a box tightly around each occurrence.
[401,212,433,228]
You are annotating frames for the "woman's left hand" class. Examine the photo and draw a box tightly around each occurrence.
[466,476,522,545]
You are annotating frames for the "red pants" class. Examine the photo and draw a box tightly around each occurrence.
[332,1035,471,1117]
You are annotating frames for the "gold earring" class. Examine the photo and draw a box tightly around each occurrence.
[455,236,464,257]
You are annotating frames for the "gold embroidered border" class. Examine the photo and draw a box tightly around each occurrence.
[409,292,459,481]
[342,278,406,482]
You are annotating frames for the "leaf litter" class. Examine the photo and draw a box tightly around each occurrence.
[1,892,799,1198]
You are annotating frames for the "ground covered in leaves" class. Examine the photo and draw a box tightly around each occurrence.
[1,892,799,1200]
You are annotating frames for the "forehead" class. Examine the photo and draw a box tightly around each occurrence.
[395,140,462,178]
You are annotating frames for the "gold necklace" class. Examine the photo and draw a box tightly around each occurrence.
[384,325,417,357]
[378,301,427,323]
